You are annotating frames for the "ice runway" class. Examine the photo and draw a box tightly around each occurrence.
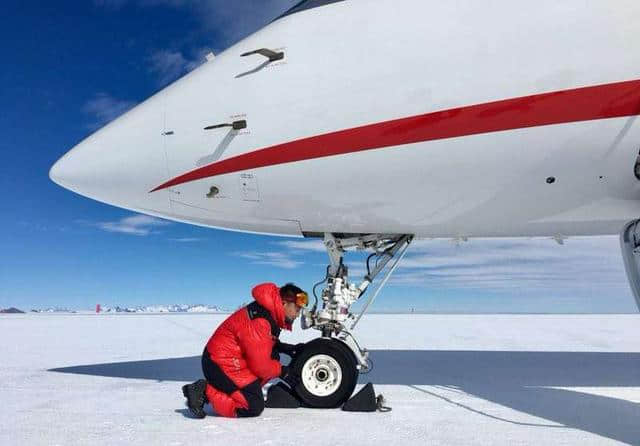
[2,314,640,446]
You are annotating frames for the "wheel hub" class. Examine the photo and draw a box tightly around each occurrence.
[301,354,343,397]
[316,369,329,381]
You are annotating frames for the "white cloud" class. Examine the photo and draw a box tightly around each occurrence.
[96,214,171,236]
[148,49,209,86]
[232,238,327,270]
[95,1,299,85]
[191,0,297,44]
[95,0,299,48]
[82,93,136,129]
[270,236,628,297]
[275,239,326,252]
[234,251,302,269]
[225,235,632,311]
[275,235,624,287]
[387,236,628,294]
[169,237,203,243]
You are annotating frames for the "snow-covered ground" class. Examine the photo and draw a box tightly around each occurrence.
[2,314,640,445]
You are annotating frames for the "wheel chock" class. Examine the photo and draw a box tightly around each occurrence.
[265,383,301,408]
[342,382,378,412]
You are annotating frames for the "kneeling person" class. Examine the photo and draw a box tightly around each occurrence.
[182,282,307,418]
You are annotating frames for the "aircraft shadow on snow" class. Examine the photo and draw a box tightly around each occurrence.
[50,350,640,445]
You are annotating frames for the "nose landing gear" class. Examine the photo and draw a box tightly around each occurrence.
[290,233,412,408]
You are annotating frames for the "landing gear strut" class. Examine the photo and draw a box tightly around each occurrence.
[290,233,412,408]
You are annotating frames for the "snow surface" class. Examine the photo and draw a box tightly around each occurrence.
[2,314,640,446]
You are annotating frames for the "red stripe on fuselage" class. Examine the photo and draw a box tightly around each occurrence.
[150,79,640,193]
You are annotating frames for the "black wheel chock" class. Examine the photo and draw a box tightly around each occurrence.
[342,382,391,412]
[265,382,301,408]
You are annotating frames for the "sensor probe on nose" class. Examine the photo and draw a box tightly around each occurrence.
[240,48,284,62]
[204,120,247,131]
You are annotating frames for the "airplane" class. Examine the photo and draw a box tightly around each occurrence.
[49,0,640,408]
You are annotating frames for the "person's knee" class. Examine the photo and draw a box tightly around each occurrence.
[236,384,265,418]
[237,396,264,417]
[237,405,263,417]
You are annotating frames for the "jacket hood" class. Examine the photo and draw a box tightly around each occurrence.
[251,283,292,331]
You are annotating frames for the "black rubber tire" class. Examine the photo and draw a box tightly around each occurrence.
[290,338,358,408]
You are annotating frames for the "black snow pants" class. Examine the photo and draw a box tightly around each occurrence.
[201,348,264,417]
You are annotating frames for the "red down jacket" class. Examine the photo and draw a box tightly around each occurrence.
[205,283,292,389]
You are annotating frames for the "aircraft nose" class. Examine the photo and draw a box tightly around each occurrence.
[49,128,131,200]
[50,97,170,213]
[49,142,100,194]
[49,155,70,188]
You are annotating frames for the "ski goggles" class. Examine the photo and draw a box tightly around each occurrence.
[286,292,308,308]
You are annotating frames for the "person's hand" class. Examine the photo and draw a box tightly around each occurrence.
[277,341,306,358]
[289,343,306,358]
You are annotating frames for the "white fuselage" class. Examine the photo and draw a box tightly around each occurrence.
[50,0,640,238]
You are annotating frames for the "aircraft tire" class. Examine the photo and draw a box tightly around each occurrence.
[290,338,358,408]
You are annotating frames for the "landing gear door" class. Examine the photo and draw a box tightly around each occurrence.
[239,173,260,202]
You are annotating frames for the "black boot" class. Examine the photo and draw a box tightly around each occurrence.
[182,379,207,419]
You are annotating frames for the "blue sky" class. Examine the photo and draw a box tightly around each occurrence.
[1,1,637,313]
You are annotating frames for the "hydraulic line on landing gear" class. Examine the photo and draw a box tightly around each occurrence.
[351,238,412,330]
[301,233,413,370]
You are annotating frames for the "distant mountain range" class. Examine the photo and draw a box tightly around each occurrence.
[0,307,25,314]
[30,307,77,313]
[16,304,228,314]
[99,304,227,313]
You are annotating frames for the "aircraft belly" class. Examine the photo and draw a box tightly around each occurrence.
[166,200,302,237]
[255,116,640,238]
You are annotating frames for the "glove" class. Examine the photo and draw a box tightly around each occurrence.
[276,341,306,358]
[292,343,305,357]
[279,365,300,389]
